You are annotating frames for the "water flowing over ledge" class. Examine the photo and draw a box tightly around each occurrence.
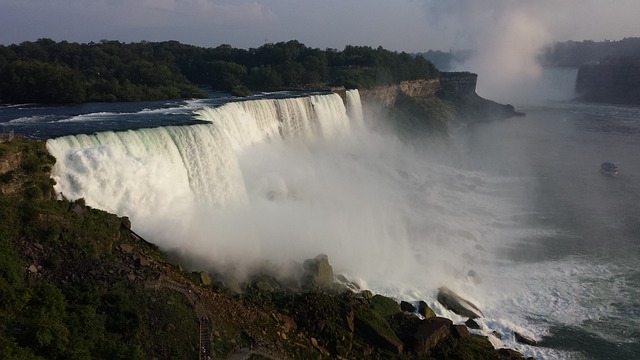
[47,91,362,212]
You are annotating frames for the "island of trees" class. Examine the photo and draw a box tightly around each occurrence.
[0,39,438,104]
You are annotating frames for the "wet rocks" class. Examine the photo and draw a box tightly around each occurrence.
[411,317,453,355]
[465,318,481,330]
[437,287,484,319]
[514,331,537,346]
[418,300,436,319]
[302,254,334,289]
[401,300,416,313]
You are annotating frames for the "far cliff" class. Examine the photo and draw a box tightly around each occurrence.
[357,72,523,138]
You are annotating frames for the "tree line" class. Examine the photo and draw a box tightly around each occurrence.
[0,39,439,104]
[539,37,640,67]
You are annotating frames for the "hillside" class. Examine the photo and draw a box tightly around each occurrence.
[0,137,531,359]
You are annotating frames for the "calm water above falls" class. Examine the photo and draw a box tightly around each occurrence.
[2,94,639,360]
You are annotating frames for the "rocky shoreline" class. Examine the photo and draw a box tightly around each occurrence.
[206,252,537,359]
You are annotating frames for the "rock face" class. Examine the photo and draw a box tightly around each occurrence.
[358,72,524,139]
[359,79,440,107]
[438,72,478,98]
[437,287,484,319]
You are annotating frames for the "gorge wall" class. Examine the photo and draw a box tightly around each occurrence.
[356,72,522,137]
[576,59,640,105]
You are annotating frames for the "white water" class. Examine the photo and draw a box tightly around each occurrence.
[479,67,579,106]
[46,89,599,359]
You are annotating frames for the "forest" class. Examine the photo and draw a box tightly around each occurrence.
[0,39,438,103]
[539,37,640,67]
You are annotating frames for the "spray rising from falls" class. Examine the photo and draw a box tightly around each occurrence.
[47,91,410,276]
[47,89,520,296]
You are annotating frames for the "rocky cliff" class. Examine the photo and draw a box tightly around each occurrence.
[357,72,523,138]
[576,59,640,105]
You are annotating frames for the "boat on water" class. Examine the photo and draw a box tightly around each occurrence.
[601,162,618,176]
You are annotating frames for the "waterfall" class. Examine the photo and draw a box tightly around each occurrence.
[346,89,365,129]
[44,88,496,291]
[47,92,361,221]
[538,67,578,102]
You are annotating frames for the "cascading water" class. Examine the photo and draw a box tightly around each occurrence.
[35,86,640,359]
[537,67,579,102]
[43,87,586,358]
[48,92,353,209]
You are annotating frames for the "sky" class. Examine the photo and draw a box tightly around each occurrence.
[2,0,638,51]
[2,0,639,102]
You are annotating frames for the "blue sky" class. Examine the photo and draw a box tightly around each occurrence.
[2,0,638,51]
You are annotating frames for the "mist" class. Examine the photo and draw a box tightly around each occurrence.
[417,0,639,105]
[47,93,533,301]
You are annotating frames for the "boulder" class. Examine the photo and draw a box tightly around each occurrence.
[400,301,416,313]
[514,331,537,346]
[355,290,374,300]
[199,271,212,286]
[411,317,452,356]
[250,275,281,292]
[452,324,470,338]
[371,295,401,318]
[418,300,436,319]
[436,287,484,319]
[354,312,404,355]
[302,254,334,289]
[465,318,481,330]
[336,274,360,292]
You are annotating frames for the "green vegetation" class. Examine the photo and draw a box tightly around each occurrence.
[0,39,438,103]
[0,138,198,360]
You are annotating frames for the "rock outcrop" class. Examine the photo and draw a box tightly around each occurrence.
[357,72,524,139]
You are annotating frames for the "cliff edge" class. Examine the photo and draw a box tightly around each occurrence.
[358,72,524,138]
